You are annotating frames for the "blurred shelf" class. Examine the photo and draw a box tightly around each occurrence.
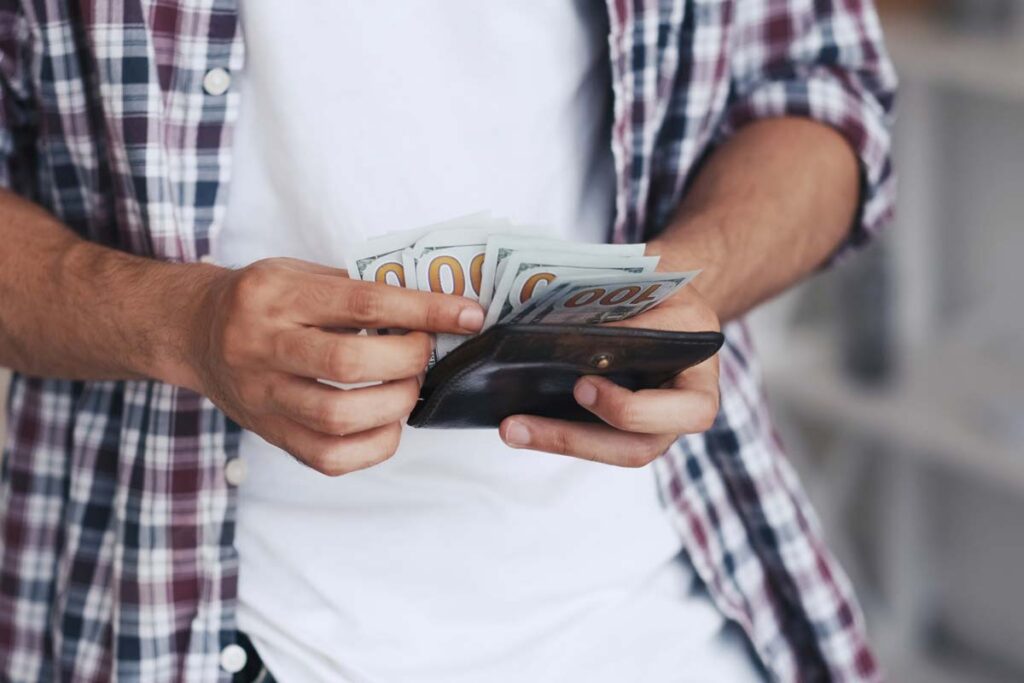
[763,329,1024,495]
[881,645,1023,683]
[882,13,1024,103]
[869,610,1024,683]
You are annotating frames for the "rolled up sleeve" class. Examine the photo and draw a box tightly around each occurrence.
[717,0,898,261]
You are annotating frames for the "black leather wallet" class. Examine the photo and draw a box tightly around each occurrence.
[408,324,724,429]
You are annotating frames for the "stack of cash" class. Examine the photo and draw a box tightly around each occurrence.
[346,213,700,362]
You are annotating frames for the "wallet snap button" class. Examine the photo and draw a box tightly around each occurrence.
[590,353,613,370]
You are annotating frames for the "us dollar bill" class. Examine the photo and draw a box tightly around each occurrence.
[345,212,491,290]
[345,213,491,338]
[345,212,692,364]
[478,236,646,311]
[345,227,428,289]
[483,252,660,328]
[411,228,494,299]
[500,271,701,326]
[408,227,496,360]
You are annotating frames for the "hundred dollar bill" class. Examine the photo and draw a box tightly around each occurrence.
[409,227,496,360]
[477,232,561,309]
[483,252,659,328]
[345,212,491,289]
[345,213,491,339]
[479,236,645,310]
[411,228,494,299]
[345,226,427,288]
[501,270,701,326]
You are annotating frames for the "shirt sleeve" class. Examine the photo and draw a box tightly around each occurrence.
[0,5,34,191]
[716,0,898,262]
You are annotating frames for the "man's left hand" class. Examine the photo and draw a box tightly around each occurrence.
[498,285,721,466]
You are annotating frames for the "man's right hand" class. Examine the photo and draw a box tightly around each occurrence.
[0,192,482,475]
[186,257,484,476]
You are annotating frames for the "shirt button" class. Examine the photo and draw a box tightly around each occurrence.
[202,67,231,96]
[219,643,248,674]
[224,458,248,487]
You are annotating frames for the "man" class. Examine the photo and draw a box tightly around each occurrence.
[0,0,896,681]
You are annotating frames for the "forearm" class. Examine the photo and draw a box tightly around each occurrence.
[0,189,218,388]
[647,117,861,323]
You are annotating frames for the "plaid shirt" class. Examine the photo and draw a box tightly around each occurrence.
[0,1,896,681]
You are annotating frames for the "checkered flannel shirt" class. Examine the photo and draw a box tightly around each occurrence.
[0,1,897,681]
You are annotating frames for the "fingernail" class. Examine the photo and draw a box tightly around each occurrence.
[458,307,485,332]
[575,380,598,407]
[504,421,531,448]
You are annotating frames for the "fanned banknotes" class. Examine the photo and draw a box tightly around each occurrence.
[499,271,700,326]
[345,213,491,287]
[483,251,660,329]
[347,213,699,362]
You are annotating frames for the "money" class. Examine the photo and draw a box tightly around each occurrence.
[484,251,659,328]
[345,212,699,363]
[410,228,493,299]
[407,227,495,359]
[347,213,492,338]
[478,235,645,310]
[346,228,427,289]
[500,270,701,326]
[345,212,491,289]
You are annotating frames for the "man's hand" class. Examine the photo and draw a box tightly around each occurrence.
[188,258,484,476]
[498,285,720,466]
[0,187,486,478]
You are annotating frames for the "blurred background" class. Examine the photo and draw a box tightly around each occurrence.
[748,0,1024,680]
[0,0,1021,681]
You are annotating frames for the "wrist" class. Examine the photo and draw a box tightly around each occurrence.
[646,216,727,302]
[154,262,228,392]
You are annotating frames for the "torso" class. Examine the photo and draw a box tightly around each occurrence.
[216,2,757,680]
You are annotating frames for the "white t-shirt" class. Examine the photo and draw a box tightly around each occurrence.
[217,2,760,681]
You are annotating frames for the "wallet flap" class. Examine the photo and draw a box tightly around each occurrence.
[408,324,723,429]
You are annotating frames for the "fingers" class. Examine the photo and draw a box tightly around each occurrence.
[498,354,720,466]
[261,416,403,477]
[264,376,420,436]
[273,328,434,383]
[572,363,719,436]
[224,259,483,338]
[271,257,349,278]
[499,415,676,468]
[302,276,485,334]
[609,287,718,333]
